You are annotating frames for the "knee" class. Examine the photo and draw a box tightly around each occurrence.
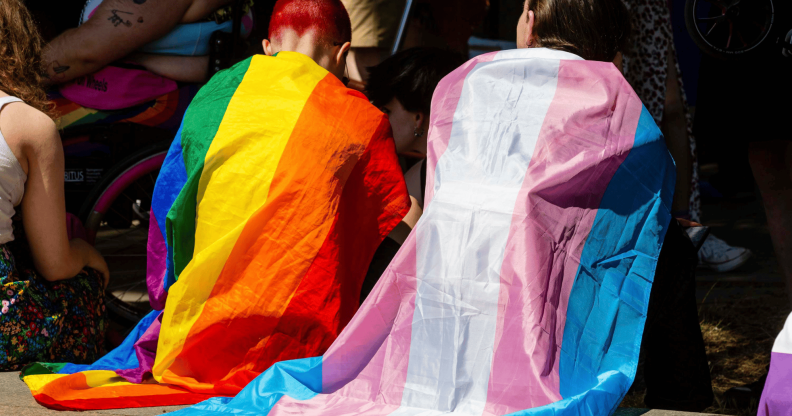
[749,143,792,191]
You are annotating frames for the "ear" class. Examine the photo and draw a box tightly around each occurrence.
[414,111,426,130]
[335,41,352,67]
[525,10,536,47]
[263,39,274,56]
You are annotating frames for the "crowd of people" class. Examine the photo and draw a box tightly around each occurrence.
[0,0,789,413]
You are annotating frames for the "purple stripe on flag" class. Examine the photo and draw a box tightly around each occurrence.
[146,210,168,310]
[117,312,163,383]
[759,351,792,416]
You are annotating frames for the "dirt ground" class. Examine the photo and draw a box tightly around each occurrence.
[622,168,789,415]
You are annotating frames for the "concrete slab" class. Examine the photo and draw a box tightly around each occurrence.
[614,410,722,416]
[0,371,186,415]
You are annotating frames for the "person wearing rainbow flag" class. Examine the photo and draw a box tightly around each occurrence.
[20,0,411,410]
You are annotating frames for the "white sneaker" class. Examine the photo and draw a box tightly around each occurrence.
[698,234,752,272]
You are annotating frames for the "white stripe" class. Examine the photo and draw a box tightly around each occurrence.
[773,312,792,355]
[390,51,562,415]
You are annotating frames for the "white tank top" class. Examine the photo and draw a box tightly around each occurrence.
[0,96,28,244]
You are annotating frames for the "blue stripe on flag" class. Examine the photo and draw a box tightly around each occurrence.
[152,123,188,292]
[58,310,161,374]
[540,106,674,413]
[168,357,323,415]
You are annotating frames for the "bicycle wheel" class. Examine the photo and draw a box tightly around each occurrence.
[685,0,775,59]
[78,142,169,324]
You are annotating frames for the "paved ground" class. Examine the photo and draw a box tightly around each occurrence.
[0,372,186,415]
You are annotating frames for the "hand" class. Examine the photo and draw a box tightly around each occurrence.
[84,243,110,289]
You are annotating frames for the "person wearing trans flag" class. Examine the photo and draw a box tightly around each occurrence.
[167,0,709,415]
[20,0,411,410]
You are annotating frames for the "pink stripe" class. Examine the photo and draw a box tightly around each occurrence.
[146,210,168,310]
[424,52,497,207]
[270,232,420,414]
[484,61,643,414]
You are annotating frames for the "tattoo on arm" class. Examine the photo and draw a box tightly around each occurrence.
[133,0,147,3]
[108,9,134,27]
[46,61,70,81]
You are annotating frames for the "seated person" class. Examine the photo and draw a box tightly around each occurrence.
[360,47,464,301]
[20,0,411,410]
[0,0,109,371]
[168,0,714,414]
[365,8,714,413]
[41,0,254,110]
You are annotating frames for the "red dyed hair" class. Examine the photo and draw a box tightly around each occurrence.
[268,0,352,46]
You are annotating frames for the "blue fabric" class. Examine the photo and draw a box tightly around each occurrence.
[58,309,160,374]
[557,106,675,410]
[141,19,251,56]
[82,0,251,57]
[152,128,188,292]
[168,356,323,415]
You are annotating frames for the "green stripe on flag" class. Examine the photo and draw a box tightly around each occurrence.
[166,57,253,280]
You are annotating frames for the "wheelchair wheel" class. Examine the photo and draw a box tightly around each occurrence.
[685,0,775,59]
[78,142,169,324]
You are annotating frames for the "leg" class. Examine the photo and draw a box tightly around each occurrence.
[660,49,692,214]
[642,220,713,411]
[749,140,792,306]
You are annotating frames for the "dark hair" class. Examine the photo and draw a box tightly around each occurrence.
[268,0,351,46]
[0,0,52,117]
[527,0,631,62]
[367,47,466,115]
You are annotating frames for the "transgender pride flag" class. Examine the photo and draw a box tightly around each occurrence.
[171,47,676,416]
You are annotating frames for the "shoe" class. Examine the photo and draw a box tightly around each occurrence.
[698,234,752,272]
[723,372,767,408]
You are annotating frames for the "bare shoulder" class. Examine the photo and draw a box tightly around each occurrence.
[0,101,58,146]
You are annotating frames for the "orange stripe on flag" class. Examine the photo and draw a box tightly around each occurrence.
[166,74,391,394]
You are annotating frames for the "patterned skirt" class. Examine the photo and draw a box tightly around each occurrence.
[0,234,107,371]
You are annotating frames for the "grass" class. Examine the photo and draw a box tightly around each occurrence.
[622,280,790,415]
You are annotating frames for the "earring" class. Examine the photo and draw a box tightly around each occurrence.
[414,128,424,137]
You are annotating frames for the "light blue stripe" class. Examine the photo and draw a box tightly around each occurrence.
[168,357,322,415]
[554,106,674,411]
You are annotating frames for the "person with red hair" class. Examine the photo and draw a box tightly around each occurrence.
[263,0,351,78]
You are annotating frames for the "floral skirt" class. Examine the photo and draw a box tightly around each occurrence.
[0,238,107,371]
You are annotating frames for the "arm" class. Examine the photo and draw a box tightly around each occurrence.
[127,53,210,83]
[13,107,109,284]
[42,0,196,86]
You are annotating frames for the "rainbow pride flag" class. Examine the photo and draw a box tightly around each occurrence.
[21,51,410,410]
[169,47,676,416]
[759,313,792,415]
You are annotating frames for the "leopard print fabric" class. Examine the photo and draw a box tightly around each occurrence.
[622,0,701,222]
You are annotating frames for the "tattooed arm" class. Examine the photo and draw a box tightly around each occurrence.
[42,0,198,86]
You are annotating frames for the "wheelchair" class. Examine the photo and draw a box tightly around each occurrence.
[685,0,791,59]
[58,0,258,324]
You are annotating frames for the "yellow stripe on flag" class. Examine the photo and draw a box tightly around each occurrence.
[153,52,327,388]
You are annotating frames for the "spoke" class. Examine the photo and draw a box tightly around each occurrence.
[706,20,721,37]
[109,280,144,290]
[737,30,748,47]
[118,280,145,299]
[727,21,734,49]
[697,15,726,21]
